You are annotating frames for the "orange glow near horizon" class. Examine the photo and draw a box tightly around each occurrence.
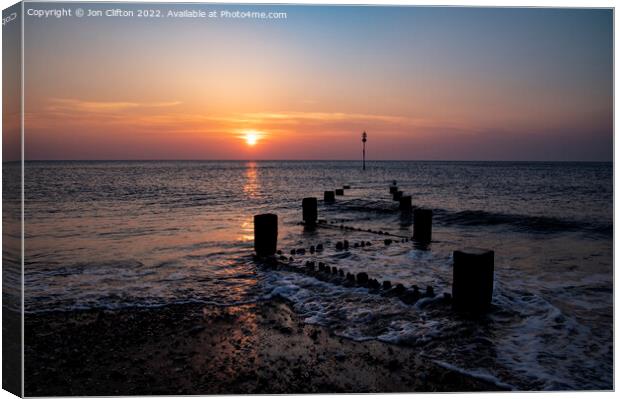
[243,130,262,147]
[22,102,613,161]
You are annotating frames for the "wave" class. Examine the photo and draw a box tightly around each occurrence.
[333,199,612,236]
[431,360,515,391]
[434,209,612,236]
[328,198,398,214]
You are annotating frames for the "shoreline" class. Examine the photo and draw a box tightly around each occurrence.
[25,298,506,395]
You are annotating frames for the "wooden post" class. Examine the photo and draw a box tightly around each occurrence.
[335,188,344,196]
[399,195,412,213]
[254,214,278,257]
[389,185,398,194]
[302,197,317,226]
[393,190,403,201]
[413,209,432,242]
[356,272,369,285]
[452,249,494,312]
[324,191,335,203]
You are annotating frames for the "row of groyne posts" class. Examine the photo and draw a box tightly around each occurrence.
[254,181,495,314]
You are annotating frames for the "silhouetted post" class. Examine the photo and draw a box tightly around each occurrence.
[389,185,398,194]
[254,214,278,257]
[362,131,367,171]
[399,195,412,213]
[302,197,317,226]
[452,249,494,312]
[324,191,336,203]
[335,188,344,196]
[393,190,403,201]
[413,209,432,242]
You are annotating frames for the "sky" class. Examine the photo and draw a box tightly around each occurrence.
[20,4,613,161]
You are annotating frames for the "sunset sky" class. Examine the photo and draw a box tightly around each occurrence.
[22,5,612,161]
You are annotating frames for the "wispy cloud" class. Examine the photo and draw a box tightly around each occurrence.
[27,98,486,139]
[240,111,412,124]
[45,98,182,114]
[236,111,482,135]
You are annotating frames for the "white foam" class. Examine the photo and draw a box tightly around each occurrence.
[432,360,515,391]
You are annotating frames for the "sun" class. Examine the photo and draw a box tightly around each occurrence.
[242,130,262,146]
[245,133,258,146]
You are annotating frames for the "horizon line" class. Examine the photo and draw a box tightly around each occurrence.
[9,159,613,163]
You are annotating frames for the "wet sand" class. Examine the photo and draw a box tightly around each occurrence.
[25,298,505,395]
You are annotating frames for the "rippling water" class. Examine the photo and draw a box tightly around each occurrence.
[22,160,612,390]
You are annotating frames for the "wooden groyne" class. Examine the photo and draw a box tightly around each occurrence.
[253,181,495,314]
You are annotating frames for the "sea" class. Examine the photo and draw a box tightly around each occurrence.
[19,160,613,391]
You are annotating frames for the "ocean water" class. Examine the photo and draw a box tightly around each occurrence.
[23,161,612,390]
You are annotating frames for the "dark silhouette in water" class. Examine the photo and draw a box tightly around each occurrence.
[254,214,278,257]
[452,249,494,313]
[302,197,318,227]
[399,195,412,215]
[362,131,367,170]
[413,208,433,243]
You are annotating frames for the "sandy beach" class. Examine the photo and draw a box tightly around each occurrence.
[24,297,505,395]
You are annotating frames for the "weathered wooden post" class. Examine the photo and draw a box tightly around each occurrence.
[335,188,344,196]
[356,272,369,285]
[302,197,317,226]
[413,209,432,242]
[254,214,278,257]
[399,195,412,213]
[393,190,403,201]
[324,191,335,203]
[452,249,494,312]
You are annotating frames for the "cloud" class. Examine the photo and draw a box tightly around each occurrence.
[45,98,182,114]
[241,111,411,123]
[236,111,484,136]
[27,97,487,140]
[22,98,612,161]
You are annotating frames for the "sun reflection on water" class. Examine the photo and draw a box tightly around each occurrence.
[243,162,259,199]
[240,162,260,242]
[239,218,254,242]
